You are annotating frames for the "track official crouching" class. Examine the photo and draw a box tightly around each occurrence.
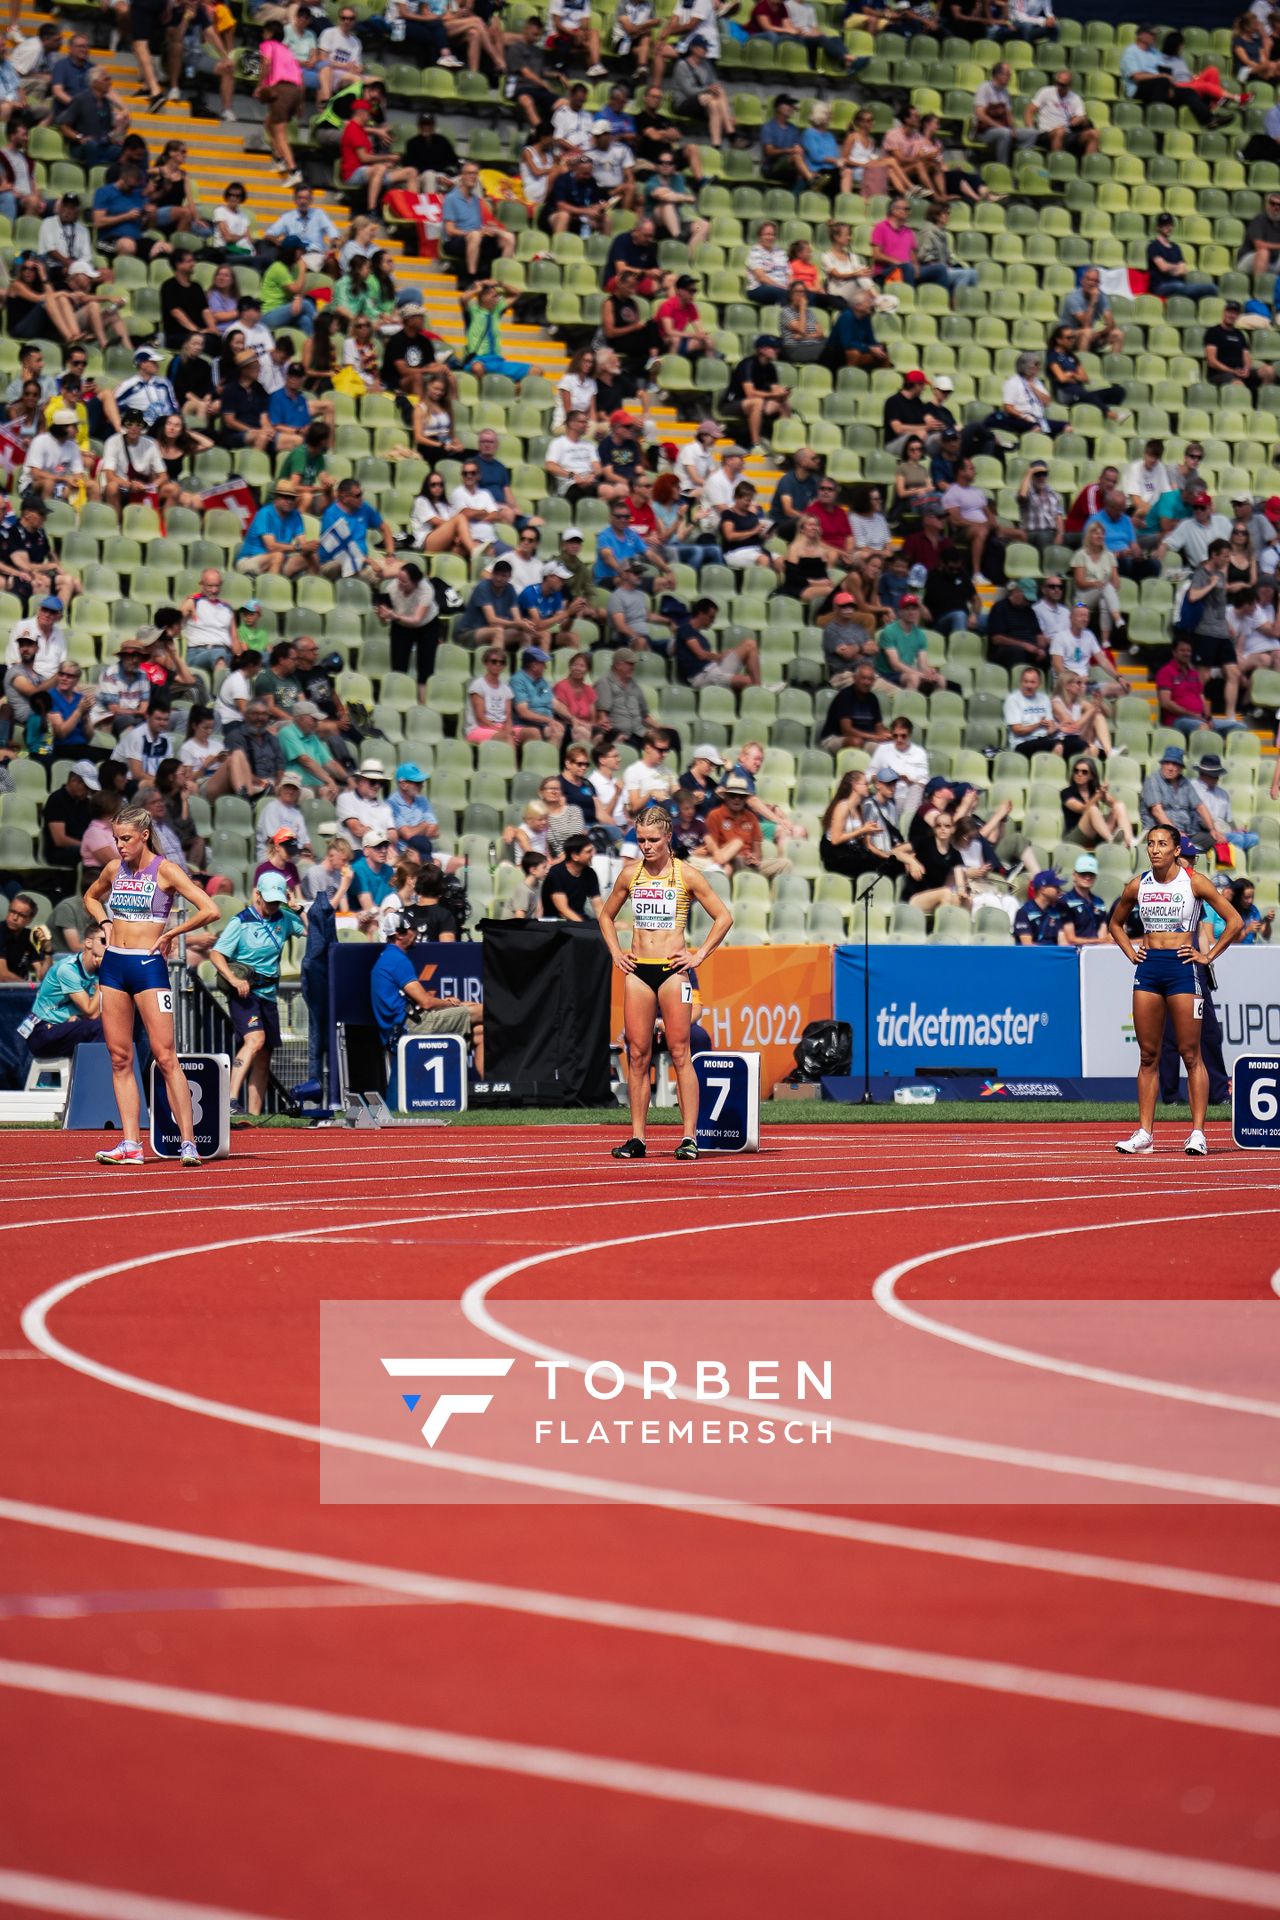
[371,905,485,1076]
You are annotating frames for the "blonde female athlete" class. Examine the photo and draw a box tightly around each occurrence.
[598,803,734,1160]
[84,804,219,1168]
[1109,823,1241,1157]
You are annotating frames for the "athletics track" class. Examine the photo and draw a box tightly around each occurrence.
[2,1121,1279,1919]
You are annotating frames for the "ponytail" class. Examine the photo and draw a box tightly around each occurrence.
[115,803,165,860]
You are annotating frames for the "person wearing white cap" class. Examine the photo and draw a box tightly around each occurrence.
[590,120,635,207]
[255,772,313,860]
[339,757,396,847]
[8,594,68,678]
[209,871,306,1116]
[104,348,178,435]
[20,408,88,502]
[40,758,99,870]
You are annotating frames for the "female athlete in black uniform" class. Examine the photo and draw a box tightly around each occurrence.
[598,804,733,1160]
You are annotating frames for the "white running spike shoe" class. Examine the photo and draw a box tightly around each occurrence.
[179,1141,202,1169]
[95,1140,144,1168]
[1184,1129,1208,1157]
[1115,1128,1154,1155]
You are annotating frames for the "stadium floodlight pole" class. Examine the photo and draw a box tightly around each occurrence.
[856,870,890,1105]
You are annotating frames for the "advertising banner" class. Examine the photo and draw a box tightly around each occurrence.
[833,944,1083,1078]
[609,943,832,1096]
[1080,946,1280,1078]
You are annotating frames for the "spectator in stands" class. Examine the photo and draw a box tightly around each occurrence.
[820,660,890,753]
[873,594,946,694]
[1017,461,1065,554]
[674,597,765,692]
[869,197,920,287]
[1083,489,1157,585]
[1013,871,1064,944]
[745,221,791,306]
[441,163,515,288]
[1140,743,1216,847]
[594,648,650,746]
[1191,753,1260,856]
[760,95,813,189]
[1052,670,1113,759]
[867,715,929,817]
[1049,600,1123,700]
[986,578,1050,674]
[1177,540,1245,730]
[1058,267,1124,356]
[942,456,1013,586]
[821,286,891,374]
[1155,492,1232,570]
[1155,636,1216,743]
[1146,212,1217,306]
[1004,663,1081,760]
[971,59,1036,166]
[89,638,151,734]
[1237,193,1280,277]
[182,568,240,674]
[668,37,735,151]
[703,771,790,877]
[1205,298,1275,396]
[541,835,601,921]
[1061,756,1135,851]
[1027,68,1097,157]
[1044,326,1128,421]
[917,202,977,299]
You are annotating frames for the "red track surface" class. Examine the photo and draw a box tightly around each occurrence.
[3,1121,1280,1920]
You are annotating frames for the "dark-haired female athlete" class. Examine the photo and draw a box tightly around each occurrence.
[598,803,733,1161]
[1109,824,1241,1156]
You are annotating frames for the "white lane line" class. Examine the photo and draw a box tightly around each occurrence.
[24,1197,1280,1505]
[5,1659,1280,1910]
[459,1202,1280,1504]
[0,1871,288,1920]
[0,1501,1275,1735]
[871,1225,1280,1419]
[6,1492,1279,1620]
[20,1168,1269,1244]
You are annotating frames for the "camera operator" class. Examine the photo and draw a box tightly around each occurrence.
[412,862,464,940]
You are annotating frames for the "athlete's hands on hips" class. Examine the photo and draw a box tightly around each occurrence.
[1176,940,1196,961]
[1130,940,1147,964]
[154,929,180,960]
[666,946,699,973]
[613,951,636,973]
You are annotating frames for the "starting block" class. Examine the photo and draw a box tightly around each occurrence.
[339,1090,396,1128]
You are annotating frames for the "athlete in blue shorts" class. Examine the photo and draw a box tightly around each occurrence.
[1108,823,1241,1157]
[83,804,219,1168]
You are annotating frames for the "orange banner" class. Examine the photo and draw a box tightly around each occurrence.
[610,943,833,1096]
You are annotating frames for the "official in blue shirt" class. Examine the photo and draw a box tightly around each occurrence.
[209,870,305,1112]
[370,905,479,1056]
[1013,869,1066,944]
[1056,853,1111,945]
[21,926,105,1056]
